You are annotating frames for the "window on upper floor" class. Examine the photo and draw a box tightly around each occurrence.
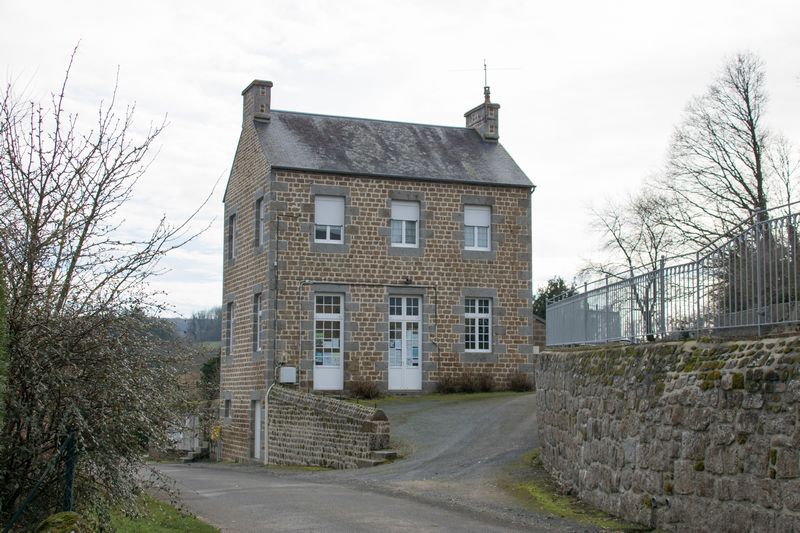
[252,292,263,352]
[226,301,235,355]
[390,200,419,248]
[227,213,237,260]
[314,196,344,244]
[464,297,492,352]
[464,205,491,251]
[254,198,264,247]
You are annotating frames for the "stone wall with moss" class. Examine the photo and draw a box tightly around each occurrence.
[536,337,800,532]
[266,385,389,468]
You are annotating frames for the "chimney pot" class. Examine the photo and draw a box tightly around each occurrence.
[464,86,500,141]
[242,79,273,126]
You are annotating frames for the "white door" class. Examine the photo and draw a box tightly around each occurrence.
[252,400,262,459]
[388,296,422,390]
[313,294,344,390]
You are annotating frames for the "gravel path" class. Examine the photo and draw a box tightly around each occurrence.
[160,393,600,532]
[318,392,594,531]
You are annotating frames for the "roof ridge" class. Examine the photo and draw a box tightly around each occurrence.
[270,109,472,131]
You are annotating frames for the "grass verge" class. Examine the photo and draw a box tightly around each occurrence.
[500,449,649,531]
[110,494,219,532]
[355,390,529,407]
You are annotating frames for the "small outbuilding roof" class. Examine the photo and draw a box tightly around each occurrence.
[256,110,533,188]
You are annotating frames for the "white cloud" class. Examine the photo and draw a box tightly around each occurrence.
[2,0,798,314]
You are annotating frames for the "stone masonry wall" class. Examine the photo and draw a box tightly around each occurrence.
[536,337,800,532]
[270,171,534,392]
[266,385,389,468]
[221,118,533,462]
[220,117,272,462]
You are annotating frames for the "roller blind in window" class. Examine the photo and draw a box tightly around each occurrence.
[391,200,419,221]
[464,205,490,226]
[315,196,344,225]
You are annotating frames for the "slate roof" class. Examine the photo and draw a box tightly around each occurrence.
[255,110,532,188]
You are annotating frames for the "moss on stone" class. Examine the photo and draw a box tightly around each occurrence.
[770,449,777,465]
[731,372,745,389]
[35,512,82,533]
[694,461,705,472]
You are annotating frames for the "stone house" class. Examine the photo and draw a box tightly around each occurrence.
[220,80,534,461]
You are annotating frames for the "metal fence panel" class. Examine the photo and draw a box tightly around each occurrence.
[546,211,800,346]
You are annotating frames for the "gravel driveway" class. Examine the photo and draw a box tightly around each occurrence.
[159,393,599,532]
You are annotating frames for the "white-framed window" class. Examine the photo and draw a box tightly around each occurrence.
[391,200,419,247]
[223,398,231,418]
[252,293,263,352]
[226,301,235,355]
[464,205,491,250]
[314,294,343,367]
[227,213,237,260]
[254,198,264,247]
[314,196,345,243]
[464,297,491,352]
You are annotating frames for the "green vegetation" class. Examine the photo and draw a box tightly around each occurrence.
[110,494,218,532]
[533,276,576,319]
[0,269,6,444]
[362,390,525,407]
[500,448,645,531]
[349,379,382,399]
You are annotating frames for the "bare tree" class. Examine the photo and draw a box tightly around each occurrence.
[188,306,222,342]
[660,52,795,247]
[583,190,679,338]
[584,190,678,279]
[0,48,203,527]
[768,134,800,215]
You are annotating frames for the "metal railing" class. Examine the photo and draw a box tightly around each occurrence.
[546,208,800,346]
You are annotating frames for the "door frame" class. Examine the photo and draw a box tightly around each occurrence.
[388,294,423,391]
[312,292,345,390]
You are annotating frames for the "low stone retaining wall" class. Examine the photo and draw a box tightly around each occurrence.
[536,337,799,532]
[266,385,389,468]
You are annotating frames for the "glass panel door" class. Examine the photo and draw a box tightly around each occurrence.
[388,296,422,390]
[313,294,344,390]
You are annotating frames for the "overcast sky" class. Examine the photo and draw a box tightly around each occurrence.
[2,0,799,316]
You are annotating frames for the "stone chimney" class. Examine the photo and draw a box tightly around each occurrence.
[242,80,273,126]
[464,86,500,141]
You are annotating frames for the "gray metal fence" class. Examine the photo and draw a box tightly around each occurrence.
[546,210,800,346]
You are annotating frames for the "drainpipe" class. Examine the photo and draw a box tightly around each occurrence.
[263,378,277,465]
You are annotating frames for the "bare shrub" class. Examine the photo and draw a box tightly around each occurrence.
[437,372,494,394]
[507,371,533,392]
[466,372,495,393]
[0,47,207,527]
[436,375,460,394]
[350,380,382,400]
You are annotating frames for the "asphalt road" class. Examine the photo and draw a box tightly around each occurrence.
[159,393,597,532]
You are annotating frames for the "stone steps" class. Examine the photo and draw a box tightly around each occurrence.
[371,449,398,461]
[180,451,196,464]
[357,449,399,468]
